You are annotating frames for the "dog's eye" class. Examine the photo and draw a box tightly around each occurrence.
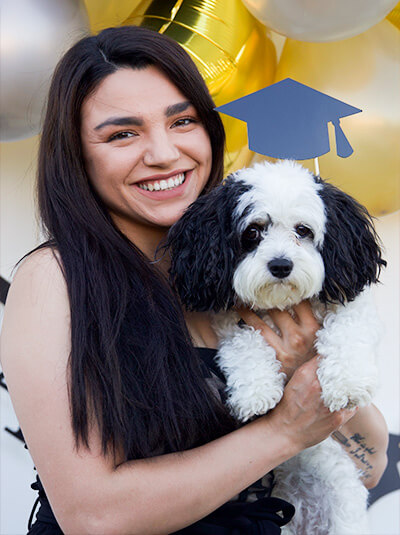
[295,224,314,239]
[241,225,263,251]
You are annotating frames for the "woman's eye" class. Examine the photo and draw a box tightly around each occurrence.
[172,117,196,128]
[295,224,314,239]
[241,225,263,251]
[107,131,136,142]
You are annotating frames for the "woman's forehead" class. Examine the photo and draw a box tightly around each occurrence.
[81,66,191,125]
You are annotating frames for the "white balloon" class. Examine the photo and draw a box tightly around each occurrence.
[242,0,399,42]
[0,0,89,142]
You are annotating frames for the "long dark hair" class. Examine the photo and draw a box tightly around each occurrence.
[32,25,235,461]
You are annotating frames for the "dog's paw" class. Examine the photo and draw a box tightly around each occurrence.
[322,392,372,412]
[318,372,377,412]
[227,377,285,422]
[316,353,378,412]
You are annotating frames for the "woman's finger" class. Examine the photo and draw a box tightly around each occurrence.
[292,301,320,329]
[235,307,282,347]
[268,308,298,333]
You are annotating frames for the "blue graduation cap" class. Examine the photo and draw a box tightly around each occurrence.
[215,78,361,160]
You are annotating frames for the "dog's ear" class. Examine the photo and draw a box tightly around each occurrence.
[166,177,251,312]
[316,177,386,304]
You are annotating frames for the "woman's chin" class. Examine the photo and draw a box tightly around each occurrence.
[148,205,191,229]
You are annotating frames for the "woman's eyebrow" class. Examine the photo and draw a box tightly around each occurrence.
[94,101,192,130]
[94,116,143,130]
[165,101,191,117]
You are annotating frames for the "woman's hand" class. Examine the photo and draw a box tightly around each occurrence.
[266,356,358,451]
[236,300,320,379]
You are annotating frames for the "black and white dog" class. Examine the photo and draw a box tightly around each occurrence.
[167,160,385,535]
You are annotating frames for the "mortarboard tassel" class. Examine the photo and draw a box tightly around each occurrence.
[332,119,354,158]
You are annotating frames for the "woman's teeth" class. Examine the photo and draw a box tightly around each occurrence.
[138,172,185,191]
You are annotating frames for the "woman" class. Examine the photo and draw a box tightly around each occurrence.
[0,26,388,534]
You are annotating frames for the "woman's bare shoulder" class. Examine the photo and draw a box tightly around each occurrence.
[13,245,64,282]
[6,246,67,309]
[0,246,70,370]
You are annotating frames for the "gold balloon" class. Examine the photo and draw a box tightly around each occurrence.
[387,1,400,29]
[83,0,141,33]
[274,20,400,216]
[124,0,277,175]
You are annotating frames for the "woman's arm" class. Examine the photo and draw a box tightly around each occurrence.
[332,404,389,489]
[0,249,354,535]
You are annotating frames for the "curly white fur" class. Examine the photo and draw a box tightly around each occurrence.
[274,439,369,535]
[214,312,286,421]
[214,293,379,534]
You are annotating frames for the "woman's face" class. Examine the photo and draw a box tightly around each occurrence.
[80,66,212,242]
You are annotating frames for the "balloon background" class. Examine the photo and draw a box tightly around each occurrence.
[82,0,141,33]
[387,1,400,29]
[1,0,398,214]
[242,0,398,42]
[0,0,89,142]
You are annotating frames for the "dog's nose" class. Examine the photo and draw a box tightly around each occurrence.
[268,258,293,279]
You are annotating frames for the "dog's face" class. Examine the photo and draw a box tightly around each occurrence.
[167,160,384,312]
[231,162,326,309]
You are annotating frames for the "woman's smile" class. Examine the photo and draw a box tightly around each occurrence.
[134,169,189,196]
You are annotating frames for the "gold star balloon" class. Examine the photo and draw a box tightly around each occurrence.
[124,0,277,175]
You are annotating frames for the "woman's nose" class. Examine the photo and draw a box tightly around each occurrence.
[143,130,180,167]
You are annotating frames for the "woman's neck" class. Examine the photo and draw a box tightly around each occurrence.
[184,310,219,349]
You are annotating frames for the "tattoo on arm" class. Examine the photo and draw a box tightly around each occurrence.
[332,430,351,447]
[332,431,376,479]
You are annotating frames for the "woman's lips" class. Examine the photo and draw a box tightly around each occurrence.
[133,170,192,199]
[138,172,185,192]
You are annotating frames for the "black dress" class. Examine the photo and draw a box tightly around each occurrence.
[28,348,294,535]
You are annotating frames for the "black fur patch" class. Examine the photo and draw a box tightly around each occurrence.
[167,176,252,312]
[315,176,386,304]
